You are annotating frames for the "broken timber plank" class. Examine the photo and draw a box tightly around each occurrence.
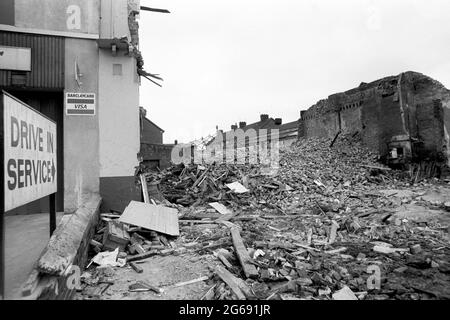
[293,242,321,252]
[328,220,339,244]
[129,262,143,273]
[126,250,158,262]
[235,277,256,299]
[216,213,235,222]
[201,284,216,300]
[171,276,209,288]
[217,220,240,230]
[180,213,223,220]
[217,253,233,269]
[361,165,392,171]
[329,130,341,148]
[102,220,130,251]
[90,239,103,247]
[260,215,301,219]
[140,174,150,204]
[230,227,258,279]
[129,281,161,293]
[130,243,146,254]
[100,214,120,219]
[214,265,246,300]
[192,168,209,188]
[179,220,216,224]
[230,215,260,221]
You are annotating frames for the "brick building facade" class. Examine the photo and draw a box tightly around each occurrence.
[299,71,450,169]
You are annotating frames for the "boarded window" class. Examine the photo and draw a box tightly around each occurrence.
[113,64,123,76]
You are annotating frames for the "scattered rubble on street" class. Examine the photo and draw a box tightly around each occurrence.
[76,134,450,300]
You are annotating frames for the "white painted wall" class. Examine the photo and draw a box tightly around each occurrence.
[98,50,140,177]
[100,0,130,39]
[64,38,100,212]
[98,0,140,178]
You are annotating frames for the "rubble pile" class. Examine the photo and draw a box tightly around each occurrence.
[140,162,258,207]
[139,134,410,215]
[177,135,449,300]
[78,134,450,300]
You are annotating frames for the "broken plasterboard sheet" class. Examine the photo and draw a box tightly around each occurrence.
[332,286,358,300]
[209,202,232,215]
[119,201,179,236]
[90,248,125,268]
[226,182,249,194]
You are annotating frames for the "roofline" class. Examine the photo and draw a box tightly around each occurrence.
[142,116,165,133]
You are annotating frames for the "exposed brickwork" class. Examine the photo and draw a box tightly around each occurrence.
[298,71,450,164]
[140,143,174,169]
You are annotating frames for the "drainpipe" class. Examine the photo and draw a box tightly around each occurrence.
[397,73,410,137]
[338,110,342,131]
[397,73,413,158]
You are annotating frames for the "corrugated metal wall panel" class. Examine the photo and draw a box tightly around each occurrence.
[0,31,64,89]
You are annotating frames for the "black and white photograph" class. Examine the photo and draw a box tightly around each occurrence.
[0,0,449,310]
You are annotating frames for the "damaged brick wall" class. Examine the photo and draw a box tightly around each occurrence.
[299,71,450,163]
[301,99,339,139]
[360,89,383,153]
[140,143,174,169]
[404,72,450,163]
[415,100,445,159]
[340,105,362,135]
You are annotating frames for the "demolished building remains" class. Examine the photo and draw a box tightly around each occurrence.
[139,107,174,170]
[298,71,450,175]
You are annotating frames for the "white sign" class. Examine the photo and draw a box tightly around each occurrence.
[14,0,100,36]
[0,46,31,71]
[65,92,96,115]
[2,92,57,211]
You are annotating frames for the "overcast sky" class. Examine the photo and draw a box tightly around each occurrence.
[139,0,450,144]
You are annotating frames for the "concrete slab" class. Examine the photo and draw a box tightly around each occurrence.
[4,212,64,300]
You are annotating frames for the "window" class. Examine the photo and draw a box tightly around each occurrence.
[113,64,123,76]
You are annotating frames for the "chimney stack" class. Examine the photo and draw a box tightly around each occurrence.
[140,106,147,117]
[260,114,269,122]
[174,140,178,145]
[239,121,247,128]
[275,118,282,125]
[300,110,306,120]
[231,124,238,130]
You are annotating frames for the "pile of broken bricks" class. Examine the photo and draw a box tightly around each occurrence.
[79,134,450,300]
[181,135,449,300]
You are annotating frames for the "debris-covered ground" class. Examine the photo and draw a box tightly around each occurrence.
[76,135,450,300]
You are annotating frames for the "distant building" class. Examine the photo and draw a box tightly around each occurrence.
[139,107,174,169]
[204,114,298,163]
[140,107,164,144]
[232,113,280,132]
[278,120,299,147]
